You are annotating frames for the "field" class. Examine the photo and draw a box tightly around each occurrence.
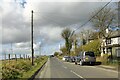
[1,56,48,79]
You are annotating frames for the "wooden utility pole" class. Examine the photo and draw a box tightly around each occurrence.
[39,43,42,57]
[11,43,13,54]
[31,10,34,65]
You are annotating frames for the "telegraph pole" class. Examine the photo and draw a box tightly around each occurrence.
[31,10,34,65]
[39,45,41,57]
[11,43,13,54]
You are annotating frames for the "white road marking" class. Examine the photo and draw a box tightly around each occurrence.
[91,66,118,73]
[70,70,86,80]
[62,60,118,73]
[62,66,67,69]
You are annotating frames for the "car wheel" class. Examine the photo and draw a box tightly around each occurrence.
[80,61,83,66]
[75,62,77,65]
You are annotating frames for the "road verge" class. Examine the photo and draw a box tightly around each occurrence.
[28,58,48,80]
[96,65,118,71]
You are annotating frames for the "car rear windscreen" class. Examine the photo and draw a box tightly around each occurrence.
[85,52,95,57]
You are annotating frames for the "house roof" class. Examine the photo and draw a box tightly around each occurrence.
[88,30,120,40]
[109,30,120,38]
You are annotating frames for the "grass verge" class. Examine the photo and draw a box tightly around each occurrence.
[57,56,63,60]
[22,56,48,79]
[1,56,48,80]
[96,56,118,68]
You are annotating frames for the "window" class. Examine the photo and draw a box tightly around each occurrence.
[106,38,111,44]
[85,52,95,57]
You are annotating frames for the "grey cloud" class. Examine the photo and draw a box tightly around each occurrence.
[14,42,30,48]
[34,2,106,27]
[2,2,109,44]
[2,27,31,44]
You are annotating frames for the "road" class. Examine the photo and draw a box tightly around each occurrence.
[35,57,118,80]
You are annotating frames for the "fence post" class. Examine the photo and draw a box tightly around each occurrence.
[4,54,6,60]
[26,54,27,60]
[8,54,10,63]
[28,56,30,60]
[15,54,17,61]
[24,54,25,60]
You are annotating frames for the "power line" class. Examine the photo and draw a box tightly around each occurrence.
[34,12,86,29]
[72,0,112,34]
[34,0,112,37]
[31,0,113,42]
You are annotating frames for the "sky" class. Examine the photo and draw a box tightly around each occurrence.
[0,0,119,58]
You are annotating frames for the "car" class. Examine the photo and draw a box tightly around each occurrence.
[74,56,81,64]
[50,55,54,57]
[69,56,76,62]
[62,56,71,62]
[75,51,96,65]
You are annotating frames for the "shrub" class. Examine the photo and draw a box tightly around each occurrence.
[2,56,48,79]
[101,54,108,65]
[77,39,101,56]
[20,61,32,72]
[2,66,22,79]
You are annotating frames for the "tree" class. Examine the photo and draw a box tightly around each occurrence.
[61,28,73,56]
[91,7,117,59]
[77,40,101,56]
[89,32,100,39]
[79,29,93,44]
[73,35,78,55]
[91,7,116,39]
[60,46,68,55]
[54,52,59,56]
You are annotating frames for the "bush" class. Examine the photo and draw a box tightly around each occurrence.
[2,66,22,79]
[20,61,32,72]
[77,39,101,56]
[1,60,32,79]
[2,56,48,79]
[101,54,108,65]
[34,57,45,64]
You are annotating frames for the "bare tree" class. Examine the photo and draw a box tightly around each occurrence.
[91,7,116,39]
[72,34,80,55]
[79,30,92,45]
[91,7,117,59]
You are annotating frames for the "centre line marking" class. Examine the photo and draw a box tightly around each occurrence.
[70,70,86,80]
[62,66,67,69]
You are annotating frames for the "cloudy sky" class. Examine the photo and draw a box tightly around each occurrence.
[0,0,119,58]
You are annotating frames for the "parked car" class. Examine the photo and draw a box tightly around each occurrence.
[62,56,71,62]
[74,56,80,64]
[75,51,96,65]
[50,55,54,57]
[69,56,76,62]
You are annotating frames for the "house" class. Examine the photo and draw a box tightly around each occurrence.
[101,29,120,58]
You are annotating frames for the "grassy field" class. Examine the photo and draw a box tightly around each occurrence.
[0,60,2,78]
[1,56,48,79]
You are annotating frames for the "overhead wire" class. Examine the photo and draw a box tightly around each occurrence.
[70,0,113,36]
[33,0,113,37]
